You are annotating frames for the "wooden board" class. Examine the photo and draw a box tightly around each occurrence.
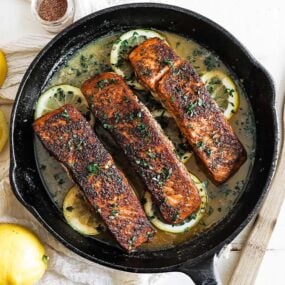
[229,102,285,285]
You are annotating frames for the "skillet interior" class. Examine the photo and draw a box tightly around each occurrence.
[10,3,278,272]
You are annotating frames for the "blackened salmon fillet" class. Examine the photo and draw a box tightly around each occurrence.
[128,37,180,91]
[82,73,201,224]
[129,38,246,183]
[33,104,155,251]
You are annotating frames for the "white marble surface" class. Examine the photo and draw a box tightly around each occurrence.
[0,0,285,284]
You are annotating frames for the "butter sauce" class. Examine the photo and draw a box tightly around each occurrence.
[34,30,255,250]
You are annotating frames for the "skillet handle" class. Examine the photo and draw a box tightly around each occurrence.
[177,255,219,285]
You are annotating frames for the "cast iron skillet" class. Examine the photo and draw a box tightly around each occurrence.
[10,3,279,284]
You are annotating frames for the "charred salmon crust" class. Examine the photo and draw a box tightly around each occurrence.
[82,73,201,224]
[33,104,155,251]
[157,61,246,183]
[128,37,181,91]
[129,38,246,183]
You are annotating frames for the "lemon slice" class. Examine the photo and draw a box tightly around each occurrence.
[110,29,165,90]
[201,70,239,119]
[151,109,192,164]
[0,224,47,285]
[144,173,207,233]
[63,185,104,236]
[34,85,94,125]
[0,50,8,87]
[0,109,8,153]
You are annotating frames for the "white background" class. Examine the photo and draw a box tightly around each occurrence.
[0,0,285,284]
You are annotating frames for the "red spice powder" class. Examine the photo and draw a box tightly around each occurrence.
[38,0,68,21]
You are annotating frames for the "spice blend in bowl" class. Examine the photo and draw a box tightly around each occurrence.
[38,0,68,22]
[31,0,75,33]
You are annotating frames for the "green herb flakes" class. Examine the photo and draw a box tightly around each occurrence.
[42,255,49,265]
[61,109,70,120]
[86,163,101,175]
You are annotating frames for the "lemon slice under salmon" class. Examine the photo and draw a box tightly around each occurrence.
[143,173,208,233]
[34,85,94,125]
[0,109,8,153]
[110,29,165,90]
[63,185,105,236]
[201,70,240,119]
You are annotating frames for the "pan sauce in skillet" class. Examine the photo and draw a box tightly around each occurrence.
[34,31,256,250]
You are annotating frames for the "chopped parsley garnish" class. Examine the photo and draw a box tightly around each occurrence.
[103,123,112,129]
[204,148,212,157]
[137,123,149,137]
[114,112,120,124]
[195,141,212,157]
[147,149,156,159]
[226,88,235,97]
[61,109,70,120]
[160,197,167,204]
[219,185,231,196]
[42,255,49,265]
[119,39,129,54]
[163,58,174,67]
[235,180,245,191]
[186,101,197,116]
[192,48,205,57]
[97,78,116,89]
[171,213,180,222]
[147,231,154,238]
[111,209,119,216]
[209,77,222,85]
[55,88,65,101]
[186,98,205,116]
[196,141,205,149]
[128,235,137,245]
[135,159,150,168]
[80,55,88,68]
[86,163,101,175]
[152,167,173,186]
[162,167,173,180]
[204,55,220,71]
[172,67,183,77]
[76,139,84,150]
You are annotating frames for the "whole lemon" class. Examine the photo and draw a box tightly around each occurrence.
[0,109,8,153]
[0,50,7,87]
[0,224,48,285]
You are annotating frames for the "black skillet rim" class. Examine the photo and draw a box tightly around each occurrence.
[10,3,279,273]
